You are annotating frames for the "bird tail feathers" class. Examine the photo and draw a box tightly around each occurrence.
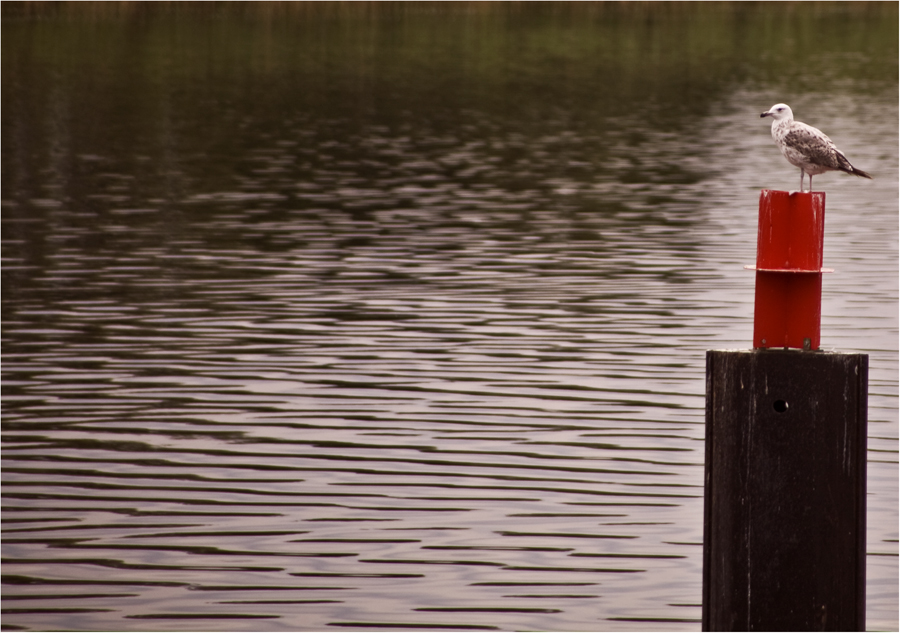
[836,151,873,179]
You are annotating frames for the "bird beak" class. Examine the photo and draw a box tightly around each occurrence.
[760,111,772,118]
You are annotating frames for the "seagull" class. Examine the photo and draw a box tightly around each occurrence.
[760,103,872,192]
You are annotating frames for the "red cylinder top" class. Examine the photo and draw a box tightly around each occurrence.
[756,190,825,272]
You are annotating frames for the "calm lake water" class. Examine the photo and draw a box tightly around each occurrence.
[2,4,897,631]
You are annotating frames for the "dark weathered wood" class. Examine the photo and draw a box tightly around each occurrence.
[703,349,867,632]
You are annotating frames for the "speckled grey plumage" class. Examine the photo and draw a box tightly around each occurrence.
[760,103,872,192]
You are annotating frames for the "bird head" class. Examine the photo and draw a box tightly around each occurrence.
[760,104,793,120]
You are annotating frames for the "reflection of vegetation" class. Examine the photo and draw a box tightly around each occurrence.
[3,2,897,124]
[2,1,896,207]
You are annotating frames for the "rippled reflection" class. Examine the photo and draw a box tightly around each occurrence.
[3,4,898,632]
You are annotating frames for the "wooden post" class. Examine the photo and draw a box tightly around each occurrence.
[703,191,868,631]
[703,349,868,631]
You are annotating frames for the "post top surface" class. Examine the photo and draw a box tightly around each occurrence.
[707,348,868,358]
[760,188,826,198]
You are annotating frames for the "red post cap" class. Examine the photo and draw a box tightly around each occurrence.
[750,190,828,350]
[756,190,826,272]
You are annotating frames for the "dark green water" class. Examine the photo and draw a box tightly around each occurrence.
[3,3,897,631]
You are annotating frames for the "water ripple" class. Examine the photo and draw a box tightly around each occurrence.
[3,10,897,630]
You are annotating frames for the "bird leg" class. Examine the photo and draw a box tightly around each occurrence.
[808,174,813,192]
[800,170,805,192]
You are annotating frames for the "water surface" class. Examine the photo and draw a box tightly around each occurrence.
[2,4,897,631]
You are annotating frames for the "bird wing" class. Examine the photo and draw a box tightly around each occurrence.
[782,122,842,170]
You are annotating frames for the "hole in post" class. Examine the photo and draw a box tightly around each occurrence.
[773,399,788,413]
